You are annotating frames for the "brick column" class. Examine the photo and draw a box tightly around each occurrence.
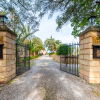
[0,26,17,83]
[79,26,100,83]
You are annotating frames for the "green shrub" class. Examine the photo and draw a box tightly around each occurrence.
[30,55,40,60]
[57,44,72,55]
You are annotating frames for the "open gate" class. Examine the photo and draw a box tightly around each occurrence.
[60,43,79,76]
[16,44,30,76]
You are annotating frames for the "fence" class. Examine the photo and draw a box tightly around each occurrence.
[16,44,30,76]
[60,43,79,76]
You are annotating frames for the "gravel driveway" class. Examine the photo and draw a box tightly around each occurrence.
[0,55,100,100]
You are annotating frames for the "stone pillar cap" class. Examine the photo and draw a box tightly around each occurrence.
[78,26,100,37]
[0,25,17,37]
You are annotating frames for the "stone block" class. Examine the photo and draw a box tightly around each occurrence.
[84,75,89,82]
[84,65,90,71]
[79,68,89,77]
[90,32,98,37]
[80,35,84,40]
[84,32,91,38]
[12,44,16,50]
[79,59,90,66]
[12,50,16,54]
[7,65,11,72]
[3,36,6,42]
[0,60,6,66]
[6,32,11,38]
[3,48,6,55]
[0,32,6,36]
[11,35,16,40]
[79,50,84,54]
[11,64,16,69]
[90,72,100,78]
[80,49,93,55]
[3,55,6,60]
[12,55,15,60]
[83,37,92,44]
[11,73,16,79]
[84,55,93,60]
[5,37,12,44]
[79,55,83,59]
[11,69,16,75]
[6,60,15,66]
[0,67,7,72]
[89,78,100,83]
[90,67,100,72]
[7,76,11,82]
[0,77,7,83]
[6,49,15,55]
[90,61,99,66]
[6,55,12,60]
[84,43,92,49]
[80,45,83,50]
[7,70,12,77]
[80,40,84,45]
[79,73,84,79]
[0,72,7,78]
[6,49,12,54]
[79,64,84,69]
[4,42,12,49]
[12,40,16,45]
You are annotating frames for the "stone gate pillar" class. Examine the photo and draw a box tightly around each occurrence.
[78,26,100,83]
[0,25,17,83]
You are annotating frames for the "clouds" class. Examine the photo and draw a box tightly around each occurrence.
[34,12,79,44]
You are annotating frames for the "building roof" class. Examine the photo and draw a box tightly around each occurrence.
[78,26,100,37]
[0,25,17,37]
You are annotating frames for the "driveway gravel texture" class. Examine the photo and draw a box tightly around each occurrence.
[0,55,100,100]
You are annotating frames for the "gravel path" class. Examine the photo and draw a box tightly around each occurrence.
[0,55,100,100]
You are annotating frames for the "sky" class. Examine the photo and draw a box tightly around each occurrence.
[34,12,79,44]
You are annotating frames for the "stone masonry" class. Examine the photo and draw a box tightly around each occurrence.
[0,26,17,83]
[79,26,100,83]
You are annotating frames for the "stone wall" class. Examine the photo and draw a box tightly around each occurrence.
[50,55,79,64]
[79,31,100,83]
[50,55,66,63]
[0,31,16,83]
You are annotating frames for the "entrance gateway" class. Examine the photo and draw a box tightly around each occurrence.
[16,44,30,76]
[60,43,79,76]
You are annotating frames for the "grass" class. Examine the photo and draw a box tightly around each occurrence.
[49,53,57,55]
[92,90,100,96]
[7,80,15,85]
[88,82,99,87]
[30,55,40,60]
[30,62,35,67]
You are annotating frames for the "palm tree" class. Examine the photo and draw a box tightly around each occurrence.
[28,36,44,56]
[44,36,56,53]
[54,40,62,52]
[16,24,38,44]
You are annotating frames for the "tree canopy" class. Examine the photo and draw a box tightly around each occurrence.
[1,0,100,37]
[28,36,44,54]
[0,0,39,30]
[34,0,100,37]
[44,36,61,53]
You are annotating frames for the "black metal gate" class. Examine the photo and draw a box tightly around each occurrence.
[16,44,30,76]
[60,43,79,76]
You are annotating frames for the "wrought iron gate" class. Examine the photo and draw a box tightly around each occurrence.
[16,44,30,76]
[60,43,79,76]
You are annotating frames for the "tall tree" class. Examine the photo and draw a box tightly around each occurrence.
[28,36,44,55]
[0,0,39,30]
[44,36,61,53]
[54,40,62,52]
[44,36,55,53]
